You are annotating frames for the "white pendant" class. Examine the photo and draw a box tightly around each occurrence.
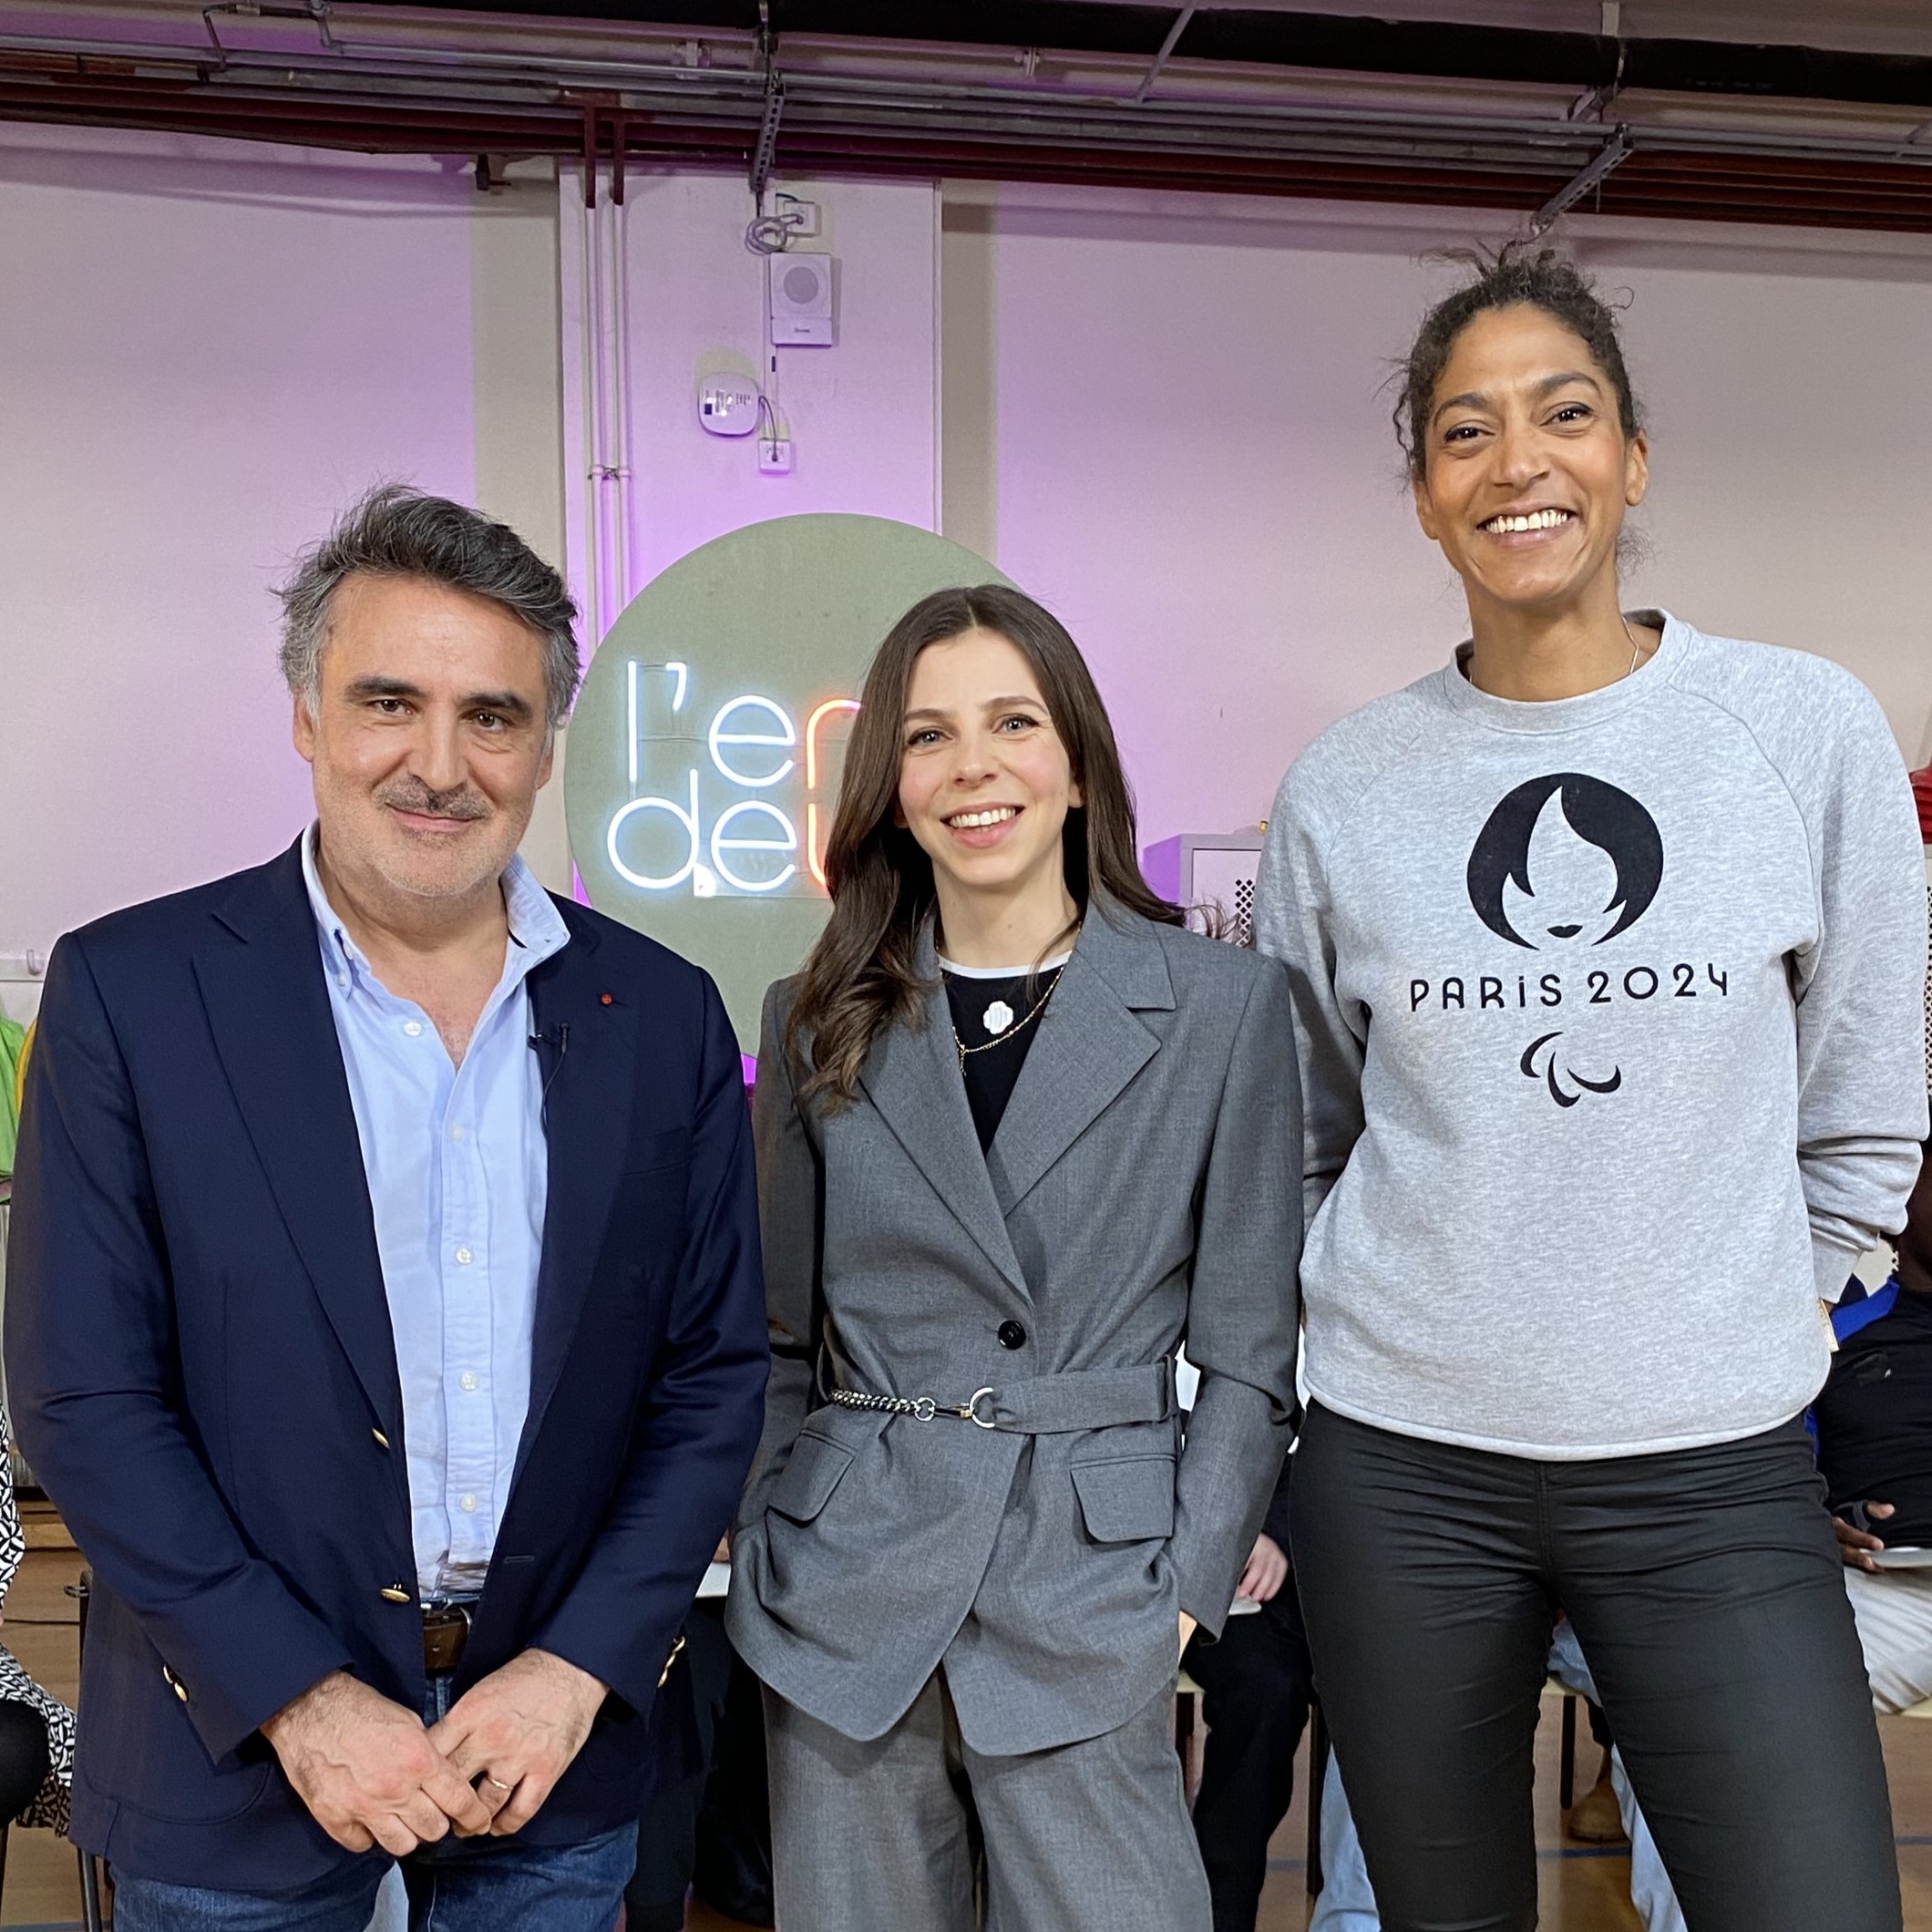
[982,1000,1015,1036]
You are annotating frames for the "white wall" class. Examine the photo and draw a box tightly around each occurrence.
[947,184,1932,848]
[0,128,568,974]
[558,168,940,631]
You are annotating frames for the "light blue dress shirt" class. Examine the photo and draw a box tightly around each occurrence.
[302,827,570,1599]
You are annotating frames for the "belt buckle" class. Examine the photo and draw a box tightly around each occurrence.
[959,1387,996,1429]
[423,1602,471,1673]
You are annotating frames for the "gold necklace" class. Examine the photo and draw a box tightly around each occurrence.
[1470,619,1649,693]
[951,971,1061,1071]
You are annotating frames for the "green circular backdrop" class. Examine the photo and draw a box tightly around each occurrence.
[565,513,1011,1051]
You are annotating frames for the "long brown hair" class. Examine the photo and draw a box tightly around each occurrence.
[786,583,1181,1105]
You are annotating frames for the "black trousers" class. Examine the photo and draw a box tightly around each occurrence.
[1182,1587,1314,1932]
[0,1701,48,1825]
[1294,1403,1902,1932]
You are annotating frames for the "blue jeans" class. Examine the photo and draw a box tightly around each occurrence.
[112,1674,635,1932]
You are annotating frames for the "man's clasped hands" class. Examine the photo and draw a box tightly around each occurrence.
[261,1649,608,1855]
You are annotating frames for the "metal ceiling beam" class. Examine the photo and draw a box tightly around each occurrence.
[1133,5,1194,104]
[5,7,1932,231]
[1527,124,1629,233]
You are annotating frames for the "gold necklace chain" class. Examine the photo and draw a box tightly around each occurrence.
[950,971,1061,1071]
[1620,614,1645,679]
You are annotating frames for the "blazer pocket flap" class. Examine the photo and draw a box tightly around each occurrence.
[768,1432,855,1524]
[1071,1454,1176,1544]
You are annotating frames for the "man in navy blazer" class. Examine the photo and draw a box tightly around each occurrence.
[5,488,767,1928]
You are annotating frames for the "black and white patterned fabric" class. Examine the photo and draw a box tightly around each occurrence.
[0,1403,75,1834]
[1922,879,1931,1096]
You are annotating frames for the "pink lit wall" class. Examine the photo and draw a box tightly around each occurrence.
[5,136,1930,997]
[955,185,1932,847]
[0,127,480,964]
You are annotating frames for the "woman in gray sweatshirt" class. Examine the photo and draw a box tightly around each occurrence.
[1255,245,1927,1932]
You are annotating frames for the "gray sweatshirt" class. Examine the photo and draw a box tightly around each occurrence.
[1256,612,1928,1458]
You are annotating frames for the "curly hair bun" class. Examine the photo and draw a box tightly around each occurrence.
[1395,242,1640,477]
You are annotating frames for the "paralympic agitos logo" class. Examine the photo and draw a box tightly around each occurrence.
[1404,773,1729,1109]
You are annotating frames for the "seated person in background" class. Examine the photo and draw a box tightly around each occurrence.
[1558,1684,1627,1847]
[1181,1454,1307,1932]
[626,1553,774,1932]
[0,1403,75,1836]
[0,1029,77,1839]
[1818,1128,1932,1710]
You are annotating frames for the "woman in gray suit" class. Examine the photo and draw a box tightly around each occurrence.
[726,584,1301,1932]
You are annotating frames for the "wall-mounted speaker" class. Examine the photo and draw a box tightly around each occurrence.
[768,252,834,346]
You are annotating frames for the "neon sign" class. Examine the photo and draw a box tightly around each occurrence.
[605,659,860,898]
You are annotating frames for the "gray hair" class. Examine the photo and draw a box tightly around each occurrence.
[277,485,581,730]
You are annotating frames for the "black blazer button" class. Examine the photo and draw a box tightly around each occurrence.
[997,1321,1027,1350]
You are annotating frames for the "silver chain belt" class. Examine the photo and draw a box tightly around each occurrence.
[830,1386,998,1429]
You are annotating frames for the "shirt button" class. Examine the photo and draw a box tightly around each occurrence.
[403,1021,424,1037]
[449,1124,464,1142]
[455,1247,473,1266]
[997,1321,1028,1350]
[459,1372,479,1392]
[459,1494,478,1514]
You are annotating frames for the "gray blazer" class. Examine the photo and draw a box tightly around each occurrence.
[726,902,1301,1756]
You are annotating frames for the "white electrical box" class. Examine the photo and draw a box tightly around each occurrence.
[772,194,819,237]
[768,253,834,346]
[697,375,762,436]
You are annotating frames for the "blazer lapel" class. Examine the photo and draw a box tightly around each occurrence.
[518,913,632,1465]
[985,904,1173,1215]
[858,930,1030,1300]
[193,846,403,1439]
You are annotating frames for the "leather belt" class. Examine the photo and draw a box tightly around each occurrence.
[830,1358,1177,1435]
[422,1605,471,1675]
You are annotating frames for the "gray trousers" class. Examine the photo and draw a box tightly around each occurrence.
[764,1673,1211,1932]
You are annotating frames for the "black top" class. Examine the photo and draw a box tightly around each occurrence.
[1814,1288,1932,1547]
[942,966,1063,1152]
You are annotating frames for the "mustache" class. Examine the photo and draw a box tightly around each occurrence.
[375,780,491,822]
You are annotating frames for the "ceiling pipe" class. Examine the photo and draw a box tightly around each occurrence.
[358,4,1932,108]
[7,7,1932,229]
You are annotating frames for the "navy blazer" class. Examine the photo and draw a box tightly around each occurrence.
[4,840,767,1887]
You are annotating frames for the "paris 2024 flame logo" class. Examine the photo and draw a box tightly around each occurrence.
[1464,774,1664,1108]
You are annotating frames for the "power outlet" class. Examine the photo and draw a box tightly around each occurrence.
[774,196,819,237]
[758,437,794,475]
